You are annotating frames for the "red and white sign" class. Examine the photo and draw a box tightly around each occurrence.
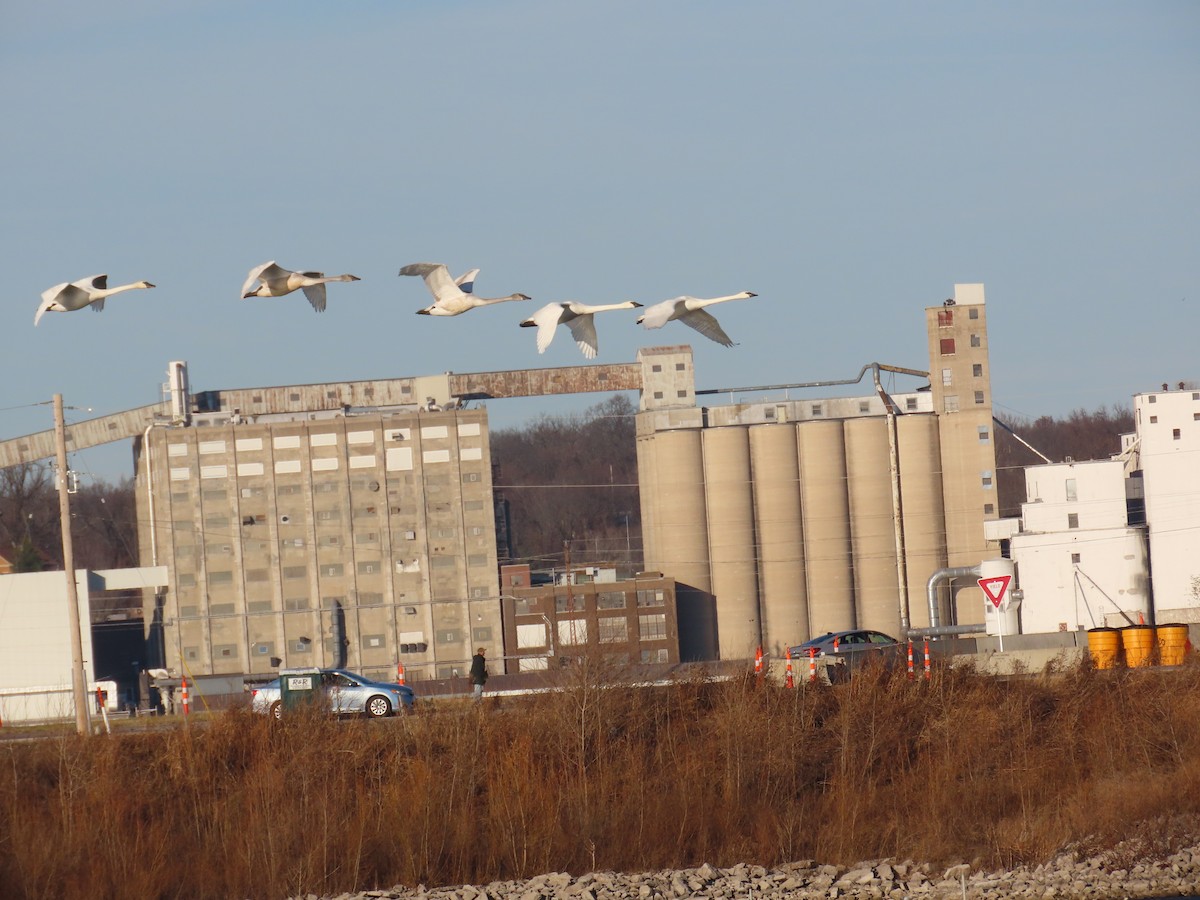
[978,575,1012,609]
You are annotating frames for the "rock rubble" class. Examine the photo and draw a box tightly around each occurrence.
[290,847,1200,900]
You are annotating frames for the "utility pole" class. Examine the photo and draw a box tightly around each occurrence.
[54,394,90,736]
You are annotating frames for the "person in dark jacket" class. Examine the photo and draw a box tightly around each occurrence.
[469,647,488,702]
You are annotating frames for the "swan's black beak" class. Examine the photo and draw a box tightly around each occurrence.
[416,308,432,315]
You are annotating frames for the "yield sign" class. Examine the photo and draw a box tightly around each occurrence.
[978,575,1012,609]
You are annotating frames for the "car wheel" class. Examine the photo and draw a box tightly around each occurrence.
[365,695,392,718]
[269,700,282,720]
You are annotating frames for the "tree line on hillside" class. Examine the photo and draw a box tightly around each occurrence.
[0,401,1135,576]
[993,405,1134,518]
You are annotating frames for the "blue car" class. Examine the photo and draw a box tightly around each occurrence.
[251,668,415,719]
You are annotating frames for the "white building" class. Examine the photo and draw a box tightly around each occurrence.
[1008,460,1149,633]
[1135,386,1200,621]
[1001,384,1200,634]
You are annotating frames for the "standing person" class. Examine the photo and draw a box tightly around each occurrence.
[470,647,488,702]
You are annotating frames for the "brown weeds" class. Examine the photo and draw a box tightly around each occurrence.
[2,658,1200,899]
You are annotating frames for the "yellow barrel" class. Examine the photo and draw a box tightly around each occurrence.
[1120,625,1156,667]
[1087,627,1121,669]
[1157,624,1191,666]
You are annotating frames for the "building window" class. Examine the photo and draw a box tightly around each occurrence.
[639,613,667,641]
[937,309,953,327]
[944,395,959,413]
[974,391,985,405]
[555,596,581,613]
[653,391,663,400]
[970,334,981,348]
[1149,396,1156,403]
[558,620,588,646]
[321,563,344,577]
[1071,553,1081,564]
[1174,428,1182,440]
[858,401,869,413]
[284,565,307,579]
[637,589,665,607]
[1068,513,1079,529]
[939,338,955,356]
[942,368,952,387]
[810,404,822,417]
[357,561,379,575]
[969,308,979,320]
[437,629,461,645]
[651,364,662,372]
[977,426,990,443]
[599,617,628,643]
[598,591,626,609]
[981,471,993,489]
[973,364,983,377]
[641,648,669,664]
[1065,478,1077,501]
[1150,416,1158,424]
[983,503,994,515]
[905,397,918,411]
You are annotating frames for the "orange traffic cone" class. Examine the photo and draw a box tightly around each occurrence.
[808,647,817,683]
[785,647,794,689]
[181,675,190,716]
[907,639,915,679]
[754,646,763,677]
[397,663,406,686]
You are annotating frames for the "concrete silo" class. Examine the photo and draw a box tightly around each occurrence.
[844,417,901,636]
[702,426,760,659]
[637,428,715,659]
[897,414,947,630]
[749,423,808,653]
[797,420,855,632]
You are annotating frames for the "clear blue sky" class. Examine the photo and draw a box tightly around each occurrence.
[3,1,1197,483]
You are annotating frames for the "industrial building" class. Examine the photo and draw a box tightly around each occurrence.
[993,382,1200,632]
[635,283,999,659]
[0,284,1003,688]
[6,281,1200,725]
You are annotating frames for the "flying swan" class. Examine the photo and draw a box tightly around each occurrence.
[34,275,156,326]
[636,291,758,347]
[399,262,530,316]
[241,261,361,312]
[520,301,642,359]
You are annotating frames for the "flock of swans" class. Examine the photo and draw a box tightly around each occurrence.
[34,260,758,358]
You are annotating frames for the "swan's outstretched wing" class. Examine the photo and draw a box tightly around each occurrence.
[301,283,328,312]
[454,268,480,294]
[400,262,462,304]
[241,261,275,298]
[564,314,600,359]
[33,288,62,326]
[636,298,682,331]
[680,309,734,347]
[92,297,106,313]
[524,303,568,354]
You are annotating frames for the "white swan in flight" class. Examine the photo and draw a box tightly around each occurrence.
[241,261,361,313]
[636,291,757,347]
[399,262,530,316]
[34,275,156,326]
[520,301,642,359]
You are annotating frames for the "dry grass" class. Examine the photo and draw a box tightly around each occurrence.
[3,656,1200,899]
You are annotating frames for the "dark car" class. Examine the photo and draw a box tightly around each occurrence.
[788,629,911,683]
